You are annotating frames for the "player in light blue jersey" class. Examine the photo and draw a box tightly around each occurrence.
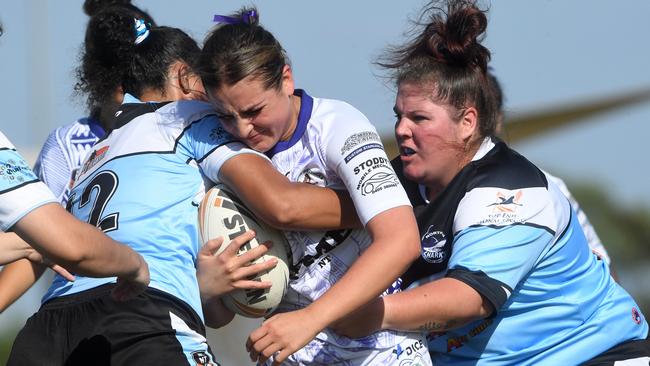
[0,0,158,314]
[8,8,357,366]
[332,1,650,365]
[0,130,149,298]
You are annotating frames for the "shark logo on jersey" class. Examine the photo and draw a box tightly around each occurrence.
[421,226,446,263]
[487,191,523,213]
[209,126,230,143]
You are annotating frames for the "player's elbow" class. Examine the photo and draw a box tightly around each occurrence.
[254,193,304,229]
[259,198,302,229]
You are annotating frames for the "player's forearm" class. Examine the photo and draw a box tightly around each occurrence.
[59,223,143,279]
[14,204,143,279]
[220,154,360,231]
[0,232,34,265]
[270,184,361,230]
[304,206,420,328]
[0,259,46,313]
[382,278,492,332]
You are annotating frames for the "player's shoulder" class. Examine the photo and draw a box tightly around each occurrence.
[469,138,548,192]
[311,96,370,126]
[156,100,217,127]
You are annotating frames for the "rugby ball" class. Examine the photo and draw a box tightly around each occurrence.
[198,183,291,318]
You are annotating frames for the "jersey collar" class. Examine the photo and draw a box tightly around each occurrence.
[266,89,313,158]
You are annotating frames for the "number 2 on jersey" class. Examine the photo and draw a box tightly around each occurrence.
[67,170,120,232]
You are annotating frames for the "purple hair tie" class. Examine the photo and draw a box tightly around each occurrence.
[213,10,257,25]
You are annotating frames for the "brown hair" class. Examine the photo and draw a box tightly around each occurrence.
[198,6,289,94]
[379,0,498,138]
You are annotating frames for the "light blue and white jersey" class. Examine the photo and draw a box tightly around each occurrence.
[42,100,266,319]
[397,137,648,365]
[33,117,106,207]
[0,131,57,231]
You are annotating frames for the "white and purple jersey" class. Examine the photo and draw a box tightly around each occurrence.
[0,131,57,231]
[265,90,431,366]
[33,117,106,206]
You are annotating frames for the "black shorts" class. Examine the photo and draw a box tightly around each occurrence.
[7,284,220,366]
[582,335,650,366]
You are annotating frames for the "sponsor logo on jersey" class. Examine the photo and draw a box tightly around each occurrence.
[487,191,523,213]
[632,307,642,324]
[78,146,110,177]
[344,143,383,163]
[353,156,389,175]
[446,318,493,353]
[353,156,400,196]
[289,229,352,280]
[421,226,446,264]
[399,355,429,366]
[477,190,527,226]
[393,340,426,362]
[340,131,381,155]
[297,167,327,186]
[0,158,33,183]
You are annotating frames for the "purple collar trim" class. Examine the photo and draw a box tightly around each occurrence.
[266,89,313,158]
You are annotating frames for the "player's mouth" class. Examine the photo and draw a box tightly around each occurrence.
[400,146,416,157]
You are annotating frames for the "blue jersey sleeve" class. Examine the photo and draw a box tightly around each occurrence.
[447,185,559,311]
[177,115,269,183]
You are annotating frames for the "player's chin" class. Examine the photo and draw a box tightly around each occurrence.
[246,138,274,153]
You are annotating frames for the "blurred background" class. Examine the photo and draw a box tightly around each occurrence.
[1,1,649,364]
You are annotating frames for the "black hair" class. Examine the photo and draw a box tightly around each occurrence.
[379,0,498,138]
[198,6,289,94]
[83,0,156,26]
[75,6,199,113]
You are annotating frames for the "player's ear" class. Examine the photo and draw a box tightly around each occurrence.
[280,64,295,97]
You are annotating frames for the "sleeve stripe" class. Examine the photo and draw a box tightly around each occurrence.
[447,267,513,314]
[0,179,41,195]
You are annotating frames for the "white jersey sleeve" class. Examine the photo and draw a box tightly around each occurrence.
[177,114,270,183]
[319,100,410,225]
[0,131,57,231]
[543,171,610,264]
[33,127,73,204]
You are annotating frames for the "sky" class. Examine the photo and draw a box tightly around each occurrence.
[1,1,649,363]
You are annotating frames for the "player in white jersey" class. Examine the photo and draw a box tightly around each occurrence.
[200,8,430,365]
[0,130,149,296]
[333,1,649,364]
[8,9,360,366]
[0,0,158,314]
